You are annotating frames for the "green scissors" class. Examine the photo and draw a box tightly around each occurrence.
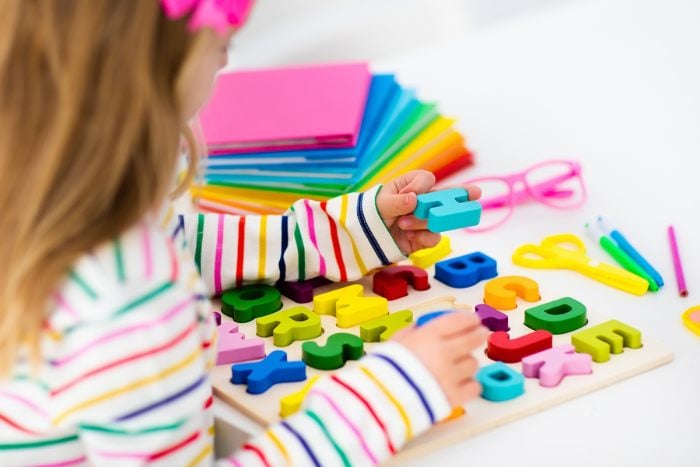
[512,233,649,296]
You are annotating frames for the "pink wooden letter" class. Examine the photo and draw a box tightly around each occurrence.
[522,344,592,387]
[216,322,266,365]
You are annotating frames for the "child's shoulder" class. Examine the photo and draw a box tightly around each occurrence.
[51,220,205,331]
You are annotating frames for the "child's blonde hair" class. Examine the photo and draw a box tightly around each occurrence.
[0,0,204,373]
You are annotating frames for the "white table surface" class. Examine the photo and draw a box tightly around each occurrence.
[215,0,700,465]
[373,0,699,466]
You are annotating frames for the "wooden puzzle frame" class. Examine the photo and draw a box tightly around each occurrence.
[210,270,673,463]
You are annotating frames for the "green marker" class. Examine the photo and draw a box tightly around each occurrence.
[585,223,658,292]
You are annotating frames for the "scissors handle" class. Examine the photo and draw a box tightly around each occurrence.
[578,261,649,295]
[512,234,589,268]
[512,244,562,268]
[541,233,587,252]
[514,235,650,295]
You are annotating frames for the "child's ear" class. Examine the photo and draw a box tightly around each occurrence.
[179,30,229,121]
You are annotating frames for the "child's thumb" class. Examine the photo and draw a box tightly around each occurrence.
[379,191,417,219]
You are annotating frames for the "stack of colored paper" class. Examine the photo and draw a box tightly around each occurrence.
[193,62,474,214]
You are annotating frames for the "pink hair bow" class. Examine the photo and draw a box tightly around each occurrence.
[160,0,253,35]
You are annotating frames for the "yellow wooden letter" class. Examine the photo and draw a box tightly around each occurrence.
[313,285,388,328]
[280,376,320,417]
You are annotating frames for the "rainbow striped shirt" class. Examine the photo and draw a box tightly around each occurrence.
[0,187,451,466]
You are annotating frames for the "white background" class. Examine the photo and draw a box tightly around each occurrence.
[216,1,700,465]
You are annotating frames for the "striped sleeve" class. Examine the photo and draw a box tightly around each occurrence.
[45,228,218,466]
[180,185,405,296]
[221,342,452,466]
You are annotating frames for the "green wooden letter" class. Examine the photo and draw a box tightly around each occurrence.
[221,284,282,323]
[359,310,413,342]
[524,297,587,334]
[571,319,642,363]
[302,333,364,370]
[256,306,322,347]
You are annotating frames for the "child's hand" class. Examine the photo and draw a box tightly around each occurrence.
[376,171,482,254]
[393,312,488,408]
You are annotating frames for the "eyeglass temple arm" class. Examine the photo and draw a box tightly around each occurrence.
[480,172,576,210]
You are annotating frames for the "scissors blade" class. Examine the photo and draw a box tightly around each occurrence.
[577,261,649,295]
[515,234,649,295]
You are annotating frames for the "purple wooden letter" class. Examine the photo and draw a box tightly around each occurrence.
[277,277,332,303]
[475,304,509,332]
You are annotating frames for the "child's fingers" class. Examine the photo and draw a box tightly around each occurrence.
[445,379,482,407]
[390,326,413,341]
[451,355,479,376]
[446,327,489,357]
[398,215,428,231]
[464,184,482,200]
[397,170,436,195]
[433,183,482,200]
[456,379,482,400]
[404,230,438,251]
[421,312,482,336]
[378,191,418,219]
[412,230,441,250]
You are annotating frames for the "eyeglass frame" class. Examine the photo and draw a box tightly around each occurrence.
[463,159,587,232]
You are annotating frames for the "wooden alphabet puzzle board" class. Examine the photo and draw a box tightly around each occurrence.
[210,260,673,463]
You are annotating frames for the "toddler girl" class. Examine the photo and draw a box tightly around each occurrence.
[0,1,486,465]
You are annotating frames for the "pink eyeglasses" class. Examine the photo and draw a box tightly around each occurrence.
[461,159,587,232]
